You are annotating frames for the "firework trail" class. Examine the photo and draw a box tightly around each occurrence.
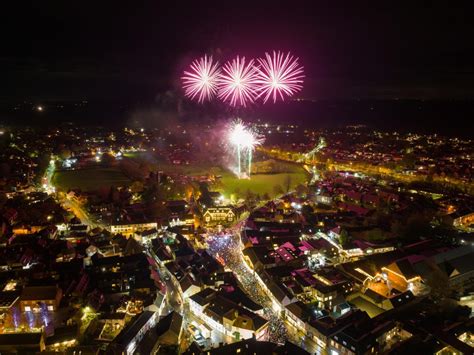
[228,120,246,175]
[228,120,264,177]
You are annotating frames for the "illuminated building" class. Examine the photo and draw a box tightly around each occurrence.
[110,222,158,237]
[20,286,62,312]
[109,311,159,355]
[189,288,268,341]
[203,207,236,227]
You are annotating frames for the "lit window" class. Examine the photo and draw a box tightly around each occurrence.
[25,306,31,311]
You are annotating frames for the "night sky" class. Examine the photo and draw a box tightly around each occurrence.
[2,2,474,102]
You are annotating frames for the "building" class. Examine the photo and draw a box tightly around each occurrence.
[20,286,62,312]
[203,207,236,227]
[136,311,183,353]
[453,210,474,229]
[134,228,158,243]
[109,310,159,355]
[110,221,158,237]
[0,332,45,352]
[189,288,268,341]
[434,247,474,290]
[0,290,20,315]
[328,317,397,355]
[184,337,310,355]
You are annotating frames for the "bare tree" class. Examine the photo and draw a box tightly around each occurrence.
[273,184,284,196]
[284,175,292,193]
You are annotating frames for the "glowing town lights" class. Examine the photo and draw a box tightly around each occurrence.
[182,55,221,103]
[256,51,304,103]
[36,105,43,112]
[218,56,259,107]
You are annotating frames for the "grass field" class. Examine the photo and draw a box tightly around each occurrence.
[218,171,308,198]
[124,151,308,198]
[124,152,217,176]
[52,167,131,191]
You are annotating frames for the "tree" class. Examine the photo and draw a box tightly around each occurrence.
[402,153,416,170]
[59,149,72,160]
[339,229,350,247]
[101,153,115,165]
[130,181,144,194]
[426,267,450,300]
[0,192,7,209]
[254,193,261,204]
[284,175,292,193]
[0,163,11,178]
[295,184,308,197]
[245,189,255,202]
[234,187,241,198]
[273,184,284,196]
[301,204,317,225]
[209,167,221,177]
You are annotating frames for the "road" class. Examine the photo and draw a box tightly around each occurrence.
[206,231,321,353]
[41,159,103,229]
[61,195,103,228]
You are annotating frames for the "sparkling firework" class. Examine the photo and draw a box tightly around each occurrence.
[218,56,259,107]
[182,55,221,103]
[241,126,264,176]
[228,120,246,175]
[256,51,304,103]
[228,120,264,177]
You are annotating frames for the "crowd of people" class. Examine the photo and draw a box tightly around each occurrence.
[207,232,289,344]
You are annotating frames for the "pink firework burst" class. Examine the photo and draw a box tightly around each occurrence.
[256,51,304,103]
[218,56,259,107]
[182,55,221,103]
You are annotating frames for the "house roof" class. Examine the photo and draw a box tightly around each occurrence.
[0,291,20,308]
[21,286,59,301]
[189,287,215,306]
[389,291,415,308]
[285,301,310,321]
[157,311,182,338]
[267,281,293,303]
[386,259,419,280]
[0,332,43,346]
[113,311,155,346]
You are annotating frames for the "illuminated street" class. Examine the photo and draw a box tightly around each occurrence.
[206,232,321,353]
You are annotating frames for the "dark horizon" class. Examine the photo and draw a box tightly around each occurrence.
[1,2,473,135]
[1,98,473,139]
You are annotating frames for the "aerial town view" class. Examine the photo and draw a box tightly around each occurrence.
[0,3,473,355]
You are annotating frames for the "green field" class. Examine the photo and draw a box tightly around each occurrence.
[124,151,308,198]
[124,152,216,176]
[52,167,131,191]
[218,171,308,198]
